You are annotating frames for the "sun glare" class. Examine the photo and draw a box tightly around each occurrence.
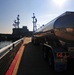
[53,0,66,6]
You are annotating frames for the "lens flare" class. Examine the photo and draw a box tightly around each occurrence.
[53,0,66,6]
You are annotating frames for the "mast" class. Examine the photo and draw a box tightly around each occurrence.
[13,14,20,28]
[32,13,37,32]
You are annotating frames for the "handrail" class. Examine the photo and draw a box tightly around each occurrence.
[0,38,24,59]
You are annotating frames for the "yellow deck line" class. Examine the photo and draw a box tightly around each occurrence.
[12,37,31,75]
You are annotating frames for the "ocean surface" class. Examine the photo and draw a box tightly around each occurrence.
[0,41,12,49]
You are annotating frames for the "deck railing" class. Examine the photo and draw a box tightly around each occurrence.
[0,38,23,59]
[0,37,24,75]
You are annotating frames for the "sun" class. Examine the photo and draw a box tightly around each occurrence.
[53,0,66,6]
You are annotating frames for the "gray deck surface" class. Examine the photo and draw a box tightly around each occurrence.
[17,42,74,75]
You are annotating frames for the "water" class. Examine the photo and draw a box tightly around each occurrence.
[0,41,12,49]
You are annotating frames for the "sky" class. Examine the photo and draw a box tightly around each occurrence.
[0,0,74,34]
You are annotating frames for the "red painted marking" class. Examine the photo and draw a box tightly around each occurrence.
[5,45,23,75]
